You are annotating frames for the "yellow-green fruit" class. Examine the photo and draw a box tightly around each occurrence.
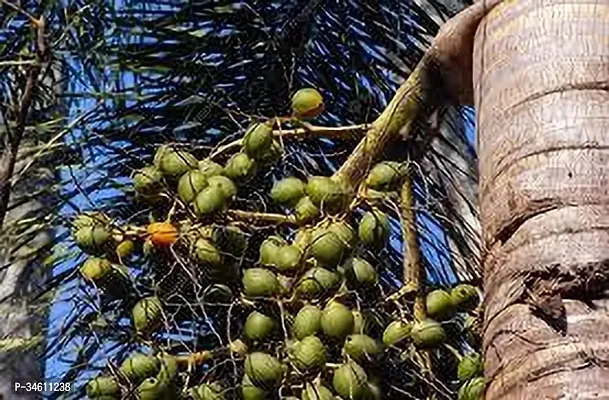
[410,319,446,348]
[178,170,208,203]
[244,352,285,388]
[224,152,256,180]
[260,139,283,166]
[134,166,164,195]
[132,296,163,334]
[242,268,280,297]
[291,88,324,119]
[352,311,364,334]
[154,146,198,177]
[451,284,480,312]
[198,159,224,177]
[358,211,390,248]
[243,122,273,159]
[332,362,368,400]
[156,353,178,384]
[309,229,346,268]
[194,238,223,268]
[295,197,319,224]
[328,221,356,248]
[190,382,225,400]
[194,186,227,216]
[241,374,266,400]
[74,225,111,253]
[207,175,237,199]
[382,320,412,346]
[86,376,120,398]
[136,377,166,400]
[343,334,383,361]
[295,267,339,298]
[302,383,334,400]
[306,176,345,210]
[212,225,248,254]
[425,289,456,320]
[321,301,354,338]
[119,353,160,384]
[271,177,306,206]
[259,236,287,266]
[458,377,486,400]
[116,240,134,259]
[345,258,378,286]
[79,257,113,282]
[458,353,483,382]
[365,162,403,191]
[292,305,322,340]
[244,311,276,341]
[290,335,327,373]
[72,212,110,231]
[275,245,302,272]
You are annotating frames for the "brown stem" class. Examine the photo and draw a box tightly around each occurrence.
[225,209,297,226]
[0,16,46,228]
[400,168,426,321]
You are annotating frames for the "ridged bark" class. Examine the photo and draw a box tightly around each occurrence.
[474,0,609,398]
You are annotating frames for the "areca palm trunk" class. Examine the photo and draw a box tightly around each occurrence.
[474,0,609,398]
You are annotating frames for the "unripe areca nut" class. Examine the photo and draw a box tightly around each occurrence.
[458,377,486,400]
[74,225,111,254]
[345,258,378,286]
[244,311,276,341]
[243,122,273,159]
[321,301,354,338]
[332,362,368,400]
[136,377,166,400]
[274,245,302,272]
[290,335,327,373]
[241,374,266,400]
[194,238,223,268]
[410,319,446,348]
[242,268,280,297]
[292,305,322,340]
[458,352,483,382]
[291,88,324,119]
[132,296,163,334]
[119,353,160,385]
[207,175,237,198]
[224,152,256,180]
[306,176,346,211]
[244,352,285,388]
[451,284,480,312]
[194,186,228,216]
[295,267,339,298]
[134,165,164,195]
[177,169,208,203]
[190,382,225,400]
[259,236,288,267]
[198,158,224,178]
[79,257,113,282]
[302,383,334,400]
[271,177,306,206]
[86,376,120,398]
[425,289,457,320]
[343,334,383,361]
[358,210,390,248]
[295,196,319,224]
[153,145,198,178]
[309,229,347,268]
[365,161,403,191]
[382,320,412,346]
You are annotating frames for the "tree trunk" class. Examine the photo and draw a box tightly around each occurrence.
[474,0,609,398]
